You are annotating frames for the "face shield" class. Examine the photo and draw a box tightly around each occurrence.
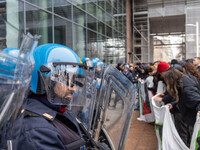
[0,33,38,149]
[95,62,104,79]
[71,66,97,130]
[85,60,93,68]
[40,62,88,106]
[96,62,103,71]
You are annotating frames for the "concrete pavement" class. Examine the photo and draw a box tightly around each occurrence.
[124,110,158,150]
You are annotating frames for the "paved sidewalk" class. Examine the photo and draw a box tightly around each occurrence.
[124,110,158,150]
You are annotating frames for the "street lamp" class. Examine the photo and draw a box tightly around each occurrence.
[186,22,199,57]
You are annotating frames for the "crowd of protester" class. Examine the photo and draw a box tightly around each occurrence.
[116,57,200,147]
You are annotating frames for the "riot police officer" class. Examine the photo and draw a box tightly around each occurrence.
[16,44,110,150]
[82,57,93,68]
[0,33,38,150]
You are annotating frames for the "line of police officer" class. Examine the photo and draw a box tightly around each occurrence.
[0,34,110,150]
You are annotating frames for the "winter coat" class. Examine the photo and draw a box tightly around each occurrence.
[178,76,200,126]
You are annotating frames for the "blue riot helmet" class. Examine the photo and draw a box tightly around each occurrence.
[91,57,100,67]
[3,48,19,57]
[97,61,106,69]
[94,61,105,78]
[82,57,93,67]
[0,48,19,79]
[30,44,87,106]
[101,61,106,67]
[0,33,38,149]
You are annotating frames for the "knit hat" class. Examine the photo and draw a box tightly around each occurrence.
[157,61,170,73]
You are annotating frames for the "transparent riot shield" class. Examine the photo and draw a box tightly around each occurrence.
[0,14,38,149]
[82,69,98,131]
[94,65,137,150]
[71,68,98,131]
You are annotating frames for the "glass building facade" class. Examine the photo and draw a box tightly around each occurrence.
[1,0,127,64]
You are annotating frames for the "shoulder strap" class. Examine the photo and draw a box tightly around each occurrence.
[24,109,54,121]
[24,110,43,118]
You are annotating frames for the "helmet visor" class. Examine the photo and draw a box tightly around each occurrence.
[86,60,93,67]
[41,62,87,106]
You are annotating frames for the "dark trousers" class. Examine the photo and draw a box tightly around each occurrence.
[173,112,191,147]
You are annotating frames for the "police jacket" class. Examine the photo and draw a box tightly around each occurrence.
[17,95,85,150]
[178,76,200,126]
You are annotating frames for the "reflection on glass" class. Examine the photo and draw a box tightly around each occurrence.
[87,15,97,31]
[26,0,52,11]
[118,3,122,14]
[26,4,52,45]
[97,34,105,60]
[19,1,25,31]
[0,17,6,48]
[54,16,73,49]
[114,18,118,31]
[73,6,85,26]
[106,26,112,37]
[117,38,126,63]
[113,39,119,64]
[73,24,86,58]
[88,30,97,58]
[113,30,118,39]
[122,1,126,13]
[69,0,85,10]
[104,37,117,64]
[119,16,123,25]
[5,0,22,48]
[98,21,105,35]
[105,14,112,26]
[110,0,115,8]
[98,0,105,9]
[24,0,127,65]
[106,1,112,14]
[54,0,71,20]
[114,0,118,10]
[104,88,126,149]
[112,18,116,30]
[97,7,104,22]
[118,22,123,34]
[87,2,96,17]
[123,16,126,34]
[113,8,117,17]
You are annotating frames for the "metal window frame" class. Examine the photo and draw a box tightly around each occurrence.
[20,0,126,64]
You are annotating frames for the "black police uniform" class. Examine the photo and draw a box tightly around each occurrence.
[17,95,86,150]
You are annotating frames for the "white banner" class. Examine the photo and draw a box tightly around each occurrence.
[190,113,200,150]
[137,80,154,123]
[152,94,189,150]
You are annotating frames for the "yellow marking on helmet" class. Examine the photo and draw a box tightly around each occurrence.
[43,113,53,119]
[21,109,24,114]
[79,57,83,64]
